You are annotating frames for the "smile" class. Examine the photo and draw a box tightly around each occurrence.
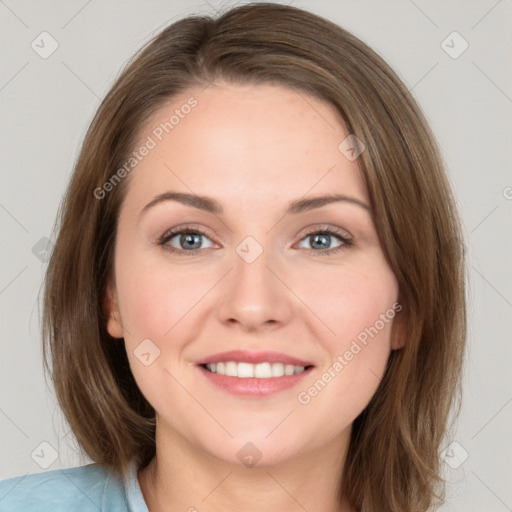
[197,356,315,397]
[203,361,311,378]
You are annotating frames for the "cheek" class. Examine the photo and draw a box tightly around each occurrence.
[114,243,210,343]
[295,255,398,392]
[113,246,206,401]
[295,254,398,343]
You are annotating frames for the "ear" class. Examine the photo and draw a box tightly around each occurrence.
[390,302,407,350]
[103,278,124,339]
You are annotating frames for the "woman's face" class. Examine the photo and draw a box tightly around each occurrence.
[106,82,404,466]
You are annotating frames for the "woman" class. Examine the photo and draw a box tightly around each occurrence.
[0,3,466,511]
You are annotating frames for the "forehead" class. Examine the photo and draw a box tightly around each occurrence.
[122,82,368,214]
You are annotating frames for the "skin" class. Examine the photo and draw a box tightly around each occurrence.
[105,81,405,512]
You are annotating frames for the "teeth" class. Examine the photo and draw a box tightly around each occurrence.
[271,362,284,377]
[255,362,271,378]
[225,361,237,377]
[205,361,307,378]
[237,362,254,378]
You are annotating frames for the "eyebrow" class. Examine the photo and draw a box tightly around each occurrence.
[139,191,371,218]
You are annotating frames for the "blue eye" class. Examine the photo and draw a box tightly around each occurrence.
[297,228,353,255]
[161,229,214,253]
[158,225,353,256]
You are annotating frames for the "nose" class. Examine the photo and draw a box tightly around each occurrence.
[216,245,294,332]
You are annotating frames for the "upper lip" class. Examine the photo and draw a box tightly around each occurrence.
[196,350,314,367]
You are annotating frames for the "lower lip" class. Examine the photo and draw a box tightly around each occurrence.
[197,365,314,397]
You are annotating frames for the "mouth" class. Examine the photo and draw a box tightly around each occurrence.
[200,361,313,378]
[196,350,315,397]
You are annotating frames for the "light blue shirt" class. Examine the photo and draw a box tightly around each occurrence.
[0,460,148,511]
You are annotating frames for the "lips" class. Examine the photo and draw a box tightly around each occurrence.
[196,350,315,397]
[196,350,314,367]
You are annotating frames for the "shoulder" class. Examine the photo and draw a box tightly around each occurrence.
[0,463,129,511]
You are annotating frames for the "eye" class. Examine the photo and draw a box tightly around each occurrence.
[296,226,353,255]
[157,224,353,256]
[158,225,216,254]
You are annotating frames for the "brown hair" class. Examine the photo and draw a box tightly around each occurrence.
[42,3,467,511]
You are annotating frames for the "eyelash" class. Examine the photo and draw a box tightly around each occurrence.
[157,224,353,256]
[157,226,354,256]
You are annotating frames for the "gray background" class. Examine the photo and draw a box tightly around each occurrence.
[1,0,511,510]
